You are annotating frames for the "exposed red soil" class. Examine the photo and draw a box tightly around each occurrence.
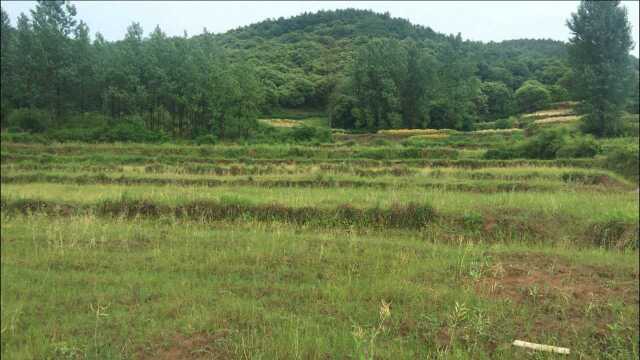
[476,253,638,305]
[137,330,232,360]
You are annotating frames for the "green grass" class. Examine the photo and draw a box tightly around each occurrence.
[1,215,637,359]
[2,183,636,221]
[1,138,638,359]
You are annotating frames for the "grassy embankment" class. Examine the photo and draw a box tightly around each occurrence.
[1,106,638,359]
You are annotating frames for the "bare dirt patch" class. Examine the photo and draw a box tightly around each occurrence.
[138,331,232,360]
[476,253,638,305]
[474,252,639,342]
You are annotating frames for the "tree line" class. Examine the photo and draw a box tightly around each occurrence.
[0,1,637,140]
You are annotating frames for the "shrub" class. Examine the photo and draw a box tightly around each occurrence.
[48,127,101,142]
[98,116,169,143]
[0,131,49,144]
[289,125,332,143]
[601,145,639,182]
[371,138,392,146]
[473,121,496,131]
[480,81,514,119]
[483,145,518,160]
[580,112,624,138]
[547,84,570,102]
[556,135,600,158]
[6,126,24,133]
[494,117,514,129]
[621,113,639,137]
[399,147,421,159]
[62,112,110,129]
[519,128,567,159]
[515,80,551,113]
[6,108,50,133]
[482,128,600,160]
[195,134,218,145]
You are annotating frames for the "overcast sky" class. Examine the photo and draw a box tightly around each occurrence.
[2,1,639,56]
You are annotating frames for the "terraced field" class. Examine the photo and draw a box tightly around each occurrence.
[1,138,638,358]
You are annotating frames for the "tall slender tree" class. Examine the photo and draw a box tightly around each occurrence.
[567,0,635,136]
[1,8,14,122]
[30,0,78,120]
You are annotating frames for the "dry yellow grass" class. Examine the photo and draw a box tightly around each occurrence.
[409,133,450,139]
[258,118,301,128]
[377,128,449,136]
[523,109,575,119]
[472,128,523,134]
[533,115,582,125]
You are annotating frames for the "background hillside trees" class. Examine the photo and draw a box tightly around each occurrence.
[515,80,552,113]
[0,3,637,137]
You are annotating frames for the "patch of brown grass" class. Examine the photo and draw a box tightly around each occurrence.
[533,115,581,125]
[471,128,523,134]
[138,331,232,360]
[523,109,575,119]
[377,128,451,136]
[474,253,639,338]
[258,118,301,128]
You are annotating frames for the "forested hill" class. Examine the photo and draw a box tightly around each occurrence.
[5,4,636,139]
[208,9,570,109]
[226,9,445,40]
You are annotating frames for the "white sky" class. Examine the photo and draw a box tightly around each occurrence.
[2,1,639,56]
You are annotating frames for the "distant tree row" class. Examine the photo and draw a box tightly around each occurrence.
[0,2,637,138]
[1,1,264,139]
[328,36,579,131]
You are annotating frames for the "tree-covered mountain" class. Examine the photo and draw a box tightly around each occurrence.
[1,3,636,138]
[212,10,572,113]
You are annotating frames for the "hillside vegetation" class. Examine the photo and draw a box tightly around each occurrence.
[1,2,638,359]
[2,100,639,358]
[5,5,637,140]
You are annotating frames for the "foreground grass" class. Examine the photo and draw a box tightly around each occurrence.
[1,215,638,359]
[2,183,637,223]
[2,137,638,359]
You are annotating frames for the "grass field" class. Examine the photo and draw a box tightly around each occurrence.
[1,120,639,358]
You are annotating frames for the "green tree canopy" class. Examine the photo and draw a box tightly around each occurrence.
[567,0,635,136]
[515,80,551,113]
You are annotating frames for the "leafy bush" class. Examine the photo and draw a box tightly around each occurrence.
[519,127,567,159]
[48,127,101,142]
[483,128,600,160]
[494,117,515,129]
[44,115,168,143]
[6,126,24,133]
[483,145,518,160]
[480,81,514,120]
[547,84,569,102]
[195,134,218,145]
[6,108,50,133]
[601,145,639,182]
[473,121,496,131]
[290,125,332,143]
[556,135,600,158]
[61,112,110,129]
[515,80,551,113]
[580,112,624,138]
[621,113,639,137]
[98,116,169,143]
[371,138,392,146]
[0,131,49,144]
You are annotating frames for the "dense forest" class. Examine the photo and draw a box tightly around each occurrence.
[1,2,638,140]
